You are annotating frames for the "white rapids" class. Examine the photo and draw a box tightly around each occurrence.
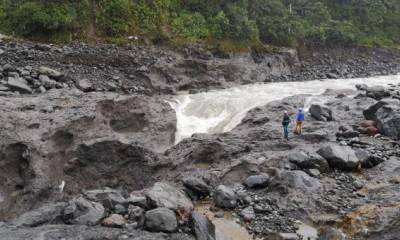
[169,74,400,143]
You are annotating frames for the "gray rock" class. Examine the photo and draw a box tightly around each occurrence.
[128,205,145,228]
[270,170,322,193]
[240,206,255,222]
[12,202,67,227]
[39,75,57,89]
[288,151,330,173]
[146,182,193,217]
[190,211,216,240]
[6,77,32,94]
[213,185,237,209]
[145,207,178,233]
[366,85,390,100]
[113,204,127,215]
[317,145,360,171]
[63,197,105,226]
[309,104,333,121]
[363,99,399,120]
[243,174,270,188]
[84,188,128,209]
[183,176,211,199]
[376,104,400,140]
[38,66,62,79]
[127,194,148,209]
[77,79,94,92]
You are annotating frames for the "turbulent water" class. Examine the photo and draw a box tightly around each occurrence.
[170,75,400,143]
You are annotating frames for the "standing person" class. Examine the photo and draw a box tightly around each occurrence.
[294,108,305,135]
[282,111,291,140]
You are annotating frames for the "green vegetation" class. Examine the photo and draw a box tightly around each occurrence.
[0,0,399,47]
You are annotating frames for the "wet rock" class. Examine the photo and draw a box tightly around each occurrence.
[213,185,237,209]
[12,202,67,227]
[288,151,330,173]
[310,104,333,121]
[6,77,32,94]
[146,182,194,218]
[375,104,400,140]
[183,176,211,200]
[145,207,178,233]
[190,211,216,240]
[63,197,105,226]
[317,145,359,171]
[240,206,255,222]
[101,214,127,228]
[243,174,270,188]
[366,85,390,100]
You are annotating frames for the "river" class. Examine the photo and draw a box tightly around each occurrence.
[170,74,400,143]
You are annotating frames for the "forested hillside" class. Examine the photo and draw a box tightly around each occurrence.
[0,0,399,47]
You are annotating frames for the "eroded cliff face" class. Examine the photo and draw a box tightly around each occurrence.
[0,90,176,220]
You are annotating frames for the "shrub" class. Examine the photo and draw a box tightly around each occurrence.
[97,0,133,35]
[171,12,209,39]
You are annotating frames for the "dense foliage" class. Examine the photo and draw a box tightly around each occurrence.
[0,0,399,47]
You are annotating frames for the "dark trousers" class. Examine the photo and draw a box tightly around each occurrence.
[283,125,289,139]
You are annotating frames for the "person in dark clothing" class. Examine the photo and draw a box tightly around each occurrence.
[282,111,291,140]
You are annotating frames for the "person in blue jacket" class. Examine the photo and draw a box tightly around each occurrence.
[282,111,291,140]
[294,108,305,135]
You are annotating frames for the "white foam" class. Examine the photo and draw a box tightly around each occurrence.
[171,75,400,143]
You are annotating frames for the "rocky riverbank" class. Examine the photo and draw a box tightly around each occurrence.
[1,38,400,96]
[1,37,400,240]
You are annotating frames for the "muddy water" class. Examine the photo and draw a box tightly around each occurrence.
[170,74,400,143]
[195,202,253,240]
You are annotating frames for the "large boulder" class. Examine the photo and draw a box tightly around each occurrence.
[288,151,330,173]
[12,202,67,227]
[213,185,237,209]
[63,197,105,226]
[363,99,399,120]
[375,104,400,140]
[317,145,359,171]
[269,170,322,194]
[190,211,216,240]
[145,207,178,233]
[146,182,194,218]
[309,104,333,121]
